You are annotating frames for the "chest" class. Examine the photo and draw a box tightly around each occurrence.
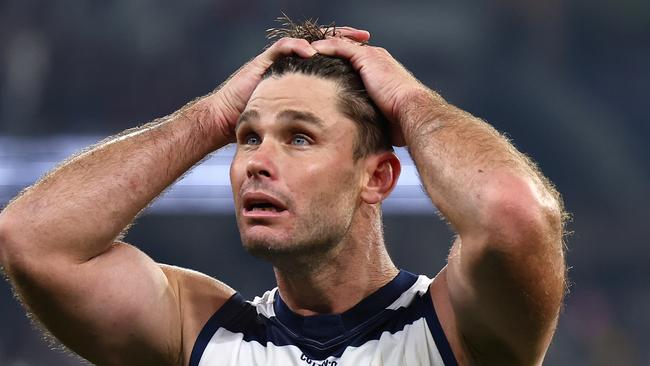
[198,317,446,366]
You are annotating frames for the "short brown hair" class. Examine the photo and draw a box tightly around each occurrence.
[264,16,393,159]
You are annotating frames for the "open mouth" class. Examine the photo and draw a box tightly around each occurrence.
[245,201,286,213]
[241,193,289,216]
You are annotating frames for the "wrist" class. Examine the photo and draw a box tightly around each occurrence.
[177,93,235,150]
[397,88,447,143]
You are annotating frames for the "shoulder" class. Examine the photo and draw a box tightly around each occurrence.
[159,264,236,366]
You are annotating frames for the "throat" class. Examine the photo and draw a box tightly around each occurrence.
[273,260,399,316]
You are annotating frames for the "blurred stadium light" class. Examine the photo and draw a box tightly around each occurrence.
[0,136,434,214]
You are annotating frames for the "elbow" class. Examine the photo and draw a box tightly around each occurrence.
[0,213,15,268]
[478,175,564,250]
[0,213,32,275]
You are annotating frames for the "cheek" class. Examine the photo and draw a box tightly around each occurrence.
[293,161,341,191]
[294,162,359,206]
[229,160,244,194]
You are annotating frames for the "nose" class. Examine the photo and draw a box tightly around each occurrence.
[246,141,277,179]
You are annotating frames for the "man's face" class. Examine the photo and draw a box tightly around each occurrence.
[230,73,363,261]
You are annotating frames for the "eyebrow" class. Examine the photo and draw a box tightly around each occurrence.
[277,109,325,128]
[235,109,260,130]
[235,109,325,131]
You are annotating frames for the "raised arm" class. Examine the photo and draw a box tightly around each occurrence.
[313,37,566,364]
[397,89,566,365]
[0,37,326,366]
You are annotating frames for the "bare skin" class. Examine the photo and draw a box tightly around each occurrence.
[230,74,401,315]
[311,36,566,364]
[0,26,565,366]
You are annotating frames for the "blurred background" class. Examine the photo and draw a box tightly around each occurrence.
[0,0,648,364]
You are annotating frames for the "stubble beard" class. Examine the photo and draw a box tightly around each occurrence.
[240,195,357,274]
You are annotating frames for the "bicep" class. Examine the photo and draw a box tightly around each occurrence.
[445,233,565,364]
[10,241,182,366]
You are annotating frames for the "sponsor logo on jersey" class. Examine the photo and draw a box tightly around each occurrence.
[300,353,338,366]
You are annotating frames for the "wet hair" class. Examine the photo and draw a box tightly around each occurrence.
[264,15,393,160]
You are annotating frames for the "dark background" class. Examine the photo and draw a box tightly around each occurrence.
[1,0,649,364]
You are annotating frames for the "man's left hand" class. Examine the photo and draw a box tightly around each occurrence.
[311,36,430,146]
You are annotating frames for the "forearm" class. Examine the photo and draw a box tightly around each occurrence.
[401,89,563,237]
[403,88,567,359]
[0,94,227,264]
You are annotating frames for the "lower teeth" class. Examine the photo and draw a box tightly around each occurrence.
[253,207,276,212]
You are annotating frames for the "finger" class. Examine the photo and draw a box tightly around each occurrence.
[335,27,371,42]
[311,37,366,61]
[265,37,317,60]
[320,26,371,42]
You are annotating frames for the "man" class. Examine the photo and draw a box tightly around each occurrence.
[0,19,566,366]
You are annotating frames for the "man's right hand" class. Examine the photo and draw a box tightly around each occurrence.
[0,27,373,366]
[206,38,318,142]
[205,27,370,142]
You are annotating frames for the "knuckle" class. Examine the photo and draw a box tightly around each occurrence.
[296,38,310,47]
[365,46,391,59]
[375,47,389,55]
[278,37,307,48]
[276,37,292,47]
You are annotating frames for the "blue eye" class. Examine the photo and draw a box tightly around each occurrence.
[291,135,310,146]
[245,134,261,145]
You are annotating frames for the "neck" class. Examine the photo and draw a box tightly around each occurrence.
[273,204,398,316]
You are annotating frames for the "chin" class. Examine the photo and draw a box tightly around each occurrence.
[237,213,351,265]
[241,227,290,256]
[241,230,340,265]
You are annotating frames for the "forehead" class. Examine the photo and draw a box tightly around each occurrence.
[245,73,343,120]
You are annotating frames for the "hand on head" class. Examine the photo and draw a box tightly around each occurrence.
[311,35,428,146]
[211,24,426,147]
[207,37,318,142]
[321,26,371,43]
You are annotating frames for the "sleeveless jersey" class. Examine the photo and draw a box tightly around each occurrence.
[190,270,458,366]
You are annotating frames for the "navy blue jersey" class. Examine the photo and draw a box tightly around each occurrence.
[190,270,457,365]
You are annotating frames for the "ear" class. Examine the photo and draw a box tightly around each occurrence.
[360,151,401,205]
